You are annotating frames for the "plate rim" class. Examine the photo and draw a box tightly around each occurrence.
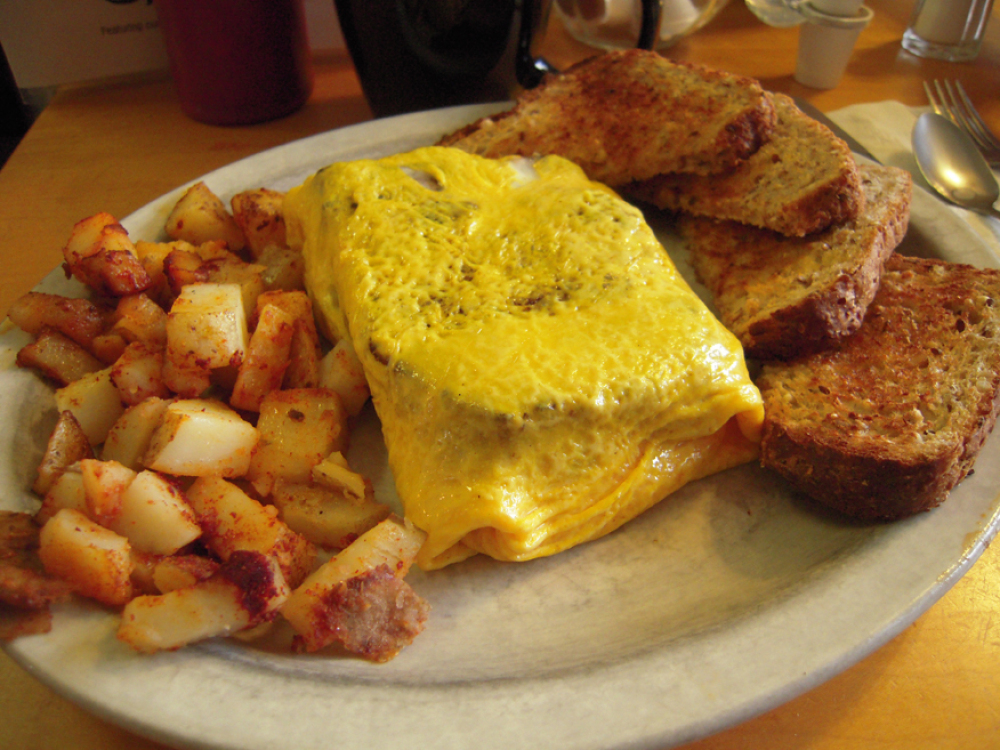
[4,104,1000,750]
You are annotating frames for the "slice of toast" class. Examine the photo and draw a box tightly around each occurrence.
[437,49,777,187]
[628,94,865,237]
[756,254,1000,521]
[680,163,912,361]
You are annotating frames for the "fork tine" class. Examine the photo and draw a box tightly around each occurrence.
[924,79,1000,169]
[954,80,1000,152]
[932,80,959,124]
[943,81,1000,166]
[924,80,946,116]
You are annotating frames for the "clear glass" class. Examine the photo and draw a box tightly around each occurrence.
[556,0,730,49]
[902,0,996,62]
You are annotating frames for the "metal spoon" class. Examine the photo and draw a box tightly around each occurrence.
[912,112,1000,221]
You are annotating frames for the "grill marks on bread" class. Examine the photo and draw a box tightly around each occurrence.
[757,255,1000,520]
[438,50,778,186]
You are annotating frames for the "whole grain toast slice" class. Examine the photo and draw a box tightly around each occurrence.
[437,49,777,187]
[757,254,1000,521]
[628,94,864,237]
[680,163,912,361]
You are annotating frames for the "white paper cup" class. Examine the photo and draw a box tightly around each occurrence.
[794,3,874,89]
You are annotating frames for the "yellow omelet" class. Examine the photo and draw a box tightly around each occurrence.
[285,146,763,570]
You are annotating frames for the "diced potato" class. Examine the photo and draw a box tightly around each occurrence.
[118,550,288,653]
[105,470,201,555]
[163,246,209,293]
[38,508,133,606]
[90,331,128,364]
[166,282,248,372]
[36,462,88,525]
[318,338,371,417]
[17,328,105,386]
[144,399,258,477]
[102,397,171,470]
[252,290,316,339]
[6,292,108,350]
[129,549,163,595]
[165,181,246,253]
[258,244,304,292]
[110,342,170,405]
[80,458,137,525]
[54,367,126,446]
[272,481,390,550]
[284,322,320,389]
[33,410,94,496]
[161,358,212,399]
[112,294,168,349]
[186,476,316,587]
[230,188,287,258]
[153,554,219,593]
[62,213,151,297]
[201,254,266,316]
[281,515,426,649]
[230,304,295,412]
[247,388,348,496]
[135,239,222,307]
[311,453,367,502]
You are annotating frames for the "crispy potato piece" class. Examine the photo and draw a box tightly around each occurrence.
[252,290,316,339]
[108,470,201,555]
[112,294,168,349]
[310,452,367,502]
[186,476,316,588]
[54,367,126,446]
[80,458,137,526]
[38,509,133,606]
[36,462,88,526]
[6,292,108,350]
[231,188,287,258]
[0,511,74,611]
[90,331,128,365]
[129,549,163,595]
[102,397,171,471]
[63,213,151,297]
[282,515,426,653]
[110,342,170,405]
[284,322,320,389]
[118,550,288,653]
[165,182,246,253]
[230,304,295,412]
[247,388,348,496]
[258,244,305,292]
[272,481,390,550]
[318,338,371,417]
[153,554,219,593]
[34,411,94,496]
[17,328,106,386]
[144,399,258,477]
[161,358,212,399]
[166,282,248,372]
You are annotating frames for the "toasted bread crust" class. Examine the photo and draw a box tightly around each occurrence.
[629,94,864,236]
[757,255,1000,520]
[681,164,912,360]
[437,50,777,186]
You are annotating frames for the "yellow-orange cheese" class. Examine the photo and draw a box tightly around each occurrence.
[286,147,763,569]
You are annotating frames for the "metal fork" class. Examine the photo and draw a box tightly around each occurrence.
[924,79,1000,168]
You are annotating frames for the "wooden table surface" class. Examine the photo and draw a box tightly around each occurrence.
[3,2,1000,748]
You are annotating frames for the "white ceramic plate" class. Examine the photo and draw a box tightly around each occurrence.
[4,105,1000,750]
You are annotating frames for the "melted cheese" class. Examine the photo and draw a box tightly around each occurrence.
[285,147,763,570]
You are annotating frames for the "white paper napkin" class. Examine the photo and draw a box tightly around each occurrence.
[827,100,1000,254]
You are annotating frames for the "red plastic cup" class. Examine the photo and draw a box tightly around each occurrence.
[154,0,314,126]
